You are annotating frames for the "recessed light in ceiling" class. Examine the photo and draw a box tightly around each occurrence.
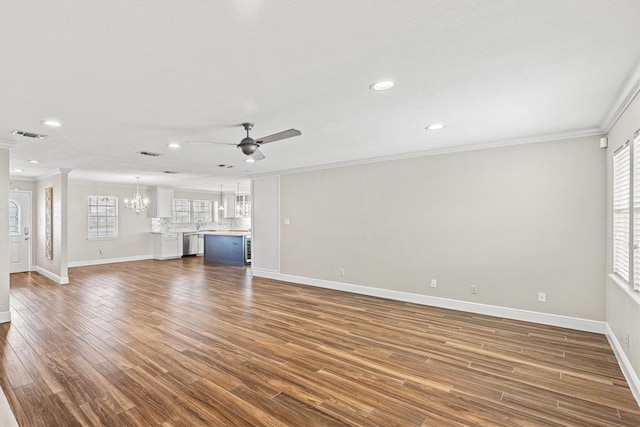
[12,130,47,139]
[167,143,181,149]
[41,119,62,127]
[425,123,446,130]
[369,80,395,91]
[12,169,23,173]
[28,160,40,164]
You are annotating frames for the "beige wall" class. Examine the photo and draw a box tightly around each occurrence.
[280,135,606,320]
[606,91,640,379]
[36,170,69,281]
[68,182,153,263]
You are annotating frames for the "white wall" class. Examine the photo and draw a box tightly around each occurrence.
[270,135,606,321]
[606,91,640,386]
[252,176,280,272]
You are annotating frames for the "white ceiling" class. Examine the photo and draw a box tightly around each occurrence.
[2,1,640,193]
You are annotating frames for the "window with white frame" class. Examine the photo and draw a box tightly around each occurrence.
[172,199,190,223]
[88,196,118,239]
[9,199,20,235]
[613,131,640,292]
[192,200,212,223]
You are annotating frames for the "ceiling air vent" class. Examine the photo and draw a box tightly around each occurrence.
[12,130,47,139]
[137,151,161,157]
[163,171,178,174]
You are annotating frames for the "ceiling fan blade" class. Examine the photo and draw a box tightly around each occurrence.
[251,149,266,161]
[256,128,301,145]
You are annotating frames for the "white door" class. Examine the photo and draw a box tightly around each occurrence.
[9,191,32,273]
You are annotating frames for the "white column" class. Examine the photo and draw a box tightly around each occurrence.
[0,140,16,323]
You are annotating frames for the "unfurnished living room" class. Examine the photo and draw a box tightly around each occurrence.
[2,1,640,426]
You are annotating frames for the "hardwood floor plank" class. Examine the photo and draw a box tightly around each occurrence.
[0,258,637,426]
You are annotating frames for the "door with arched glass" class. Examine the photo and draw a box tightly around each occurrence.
[9,190,32,273]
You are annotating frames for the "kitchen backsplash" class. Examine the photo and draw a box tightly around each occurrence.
[151,216,251,233]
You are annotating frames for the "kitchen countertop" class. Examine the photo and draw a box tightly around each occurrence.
[200,231,251,236]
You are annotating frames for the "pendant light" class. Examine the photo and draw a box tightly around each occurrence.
[218,185,225,211]
[235,182,242,216]
[124,177,148,214]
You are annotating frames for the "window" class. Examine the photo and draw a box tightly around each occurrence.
[192,200,212,223]
[613,131,640,292]
[88,196,118,239]
[172,199,190,223]
[9,199,20,235]
[613,143,630,282]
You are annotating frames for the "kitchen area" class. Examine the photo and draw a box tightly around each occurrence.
[150,185,251,266]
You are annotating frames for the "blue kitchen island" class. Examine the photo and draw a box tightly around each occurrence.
[203,232,251,266]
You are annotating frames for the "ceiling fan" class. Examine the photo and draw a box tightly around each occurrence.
[189,123,301,161]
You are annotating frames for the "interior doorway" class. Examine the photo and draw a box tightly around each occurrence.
[9,190,32,273]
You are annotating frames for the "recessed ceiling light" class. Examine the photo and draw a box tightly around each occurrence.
[13,169,23,173]
[425,123,446,130]
[28,160,40,164]
[41,119,62,127]
[167,143,181,149]
[369,80,395,91]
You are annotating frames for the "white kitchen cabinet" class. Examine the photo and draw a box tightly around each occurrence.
[152,187,173,218]
[153,233,182,259]
[223,193,250,218]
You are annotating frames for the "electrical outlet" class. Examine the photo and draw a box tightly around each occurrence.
[339,269,345,277]
[626,333,630,348]
[538,292,547,303]
[430,279,437,288]
[470,284,478,294]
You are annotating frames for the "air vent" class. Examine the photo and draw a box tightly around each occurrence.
[137,151,161,157]
[163,171,179,174]
[217,164,234,169]
[12,130,47,139]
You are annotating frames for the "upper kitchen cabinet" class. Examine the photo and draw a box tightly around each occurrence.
[223,193,251,218]
[151,187,173,218]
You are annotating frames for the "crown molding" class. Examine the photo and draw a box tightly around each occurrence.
[601,56,640,133]
[0,139,16,150]
[36,168,73,180]
[250,127,603,179]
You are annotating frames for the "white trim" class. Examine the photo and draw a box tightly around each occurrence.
[68,254,153,268]
[0,385,18,427]
[249,129,603,180]
[252,269,607,334]
[601,56,640,133]
[0,140,16,150]
[606,323,640,406]
[0,311,11,324]
[35,266,69,284]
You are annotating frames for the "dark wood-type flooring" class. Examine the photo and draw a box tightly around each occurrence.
[1,257,639,426]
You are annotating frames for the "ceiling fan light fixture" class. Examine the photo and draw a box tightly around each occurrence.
[369,80,395,91]
[245,157,255,163]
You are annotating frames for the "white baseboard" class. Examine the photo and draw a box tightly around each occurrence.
[252,269,607,334]
[606,324,640,406]
[34,266,69,284]
[0,385,18,427]
[0,311,11,324]
[68,254,153,268]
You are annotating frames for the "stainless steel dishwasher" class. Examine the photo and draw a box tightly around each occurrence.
[182,232,199,256]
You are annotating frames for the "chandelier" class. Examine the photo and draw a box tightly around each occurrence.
[124,177,148,214]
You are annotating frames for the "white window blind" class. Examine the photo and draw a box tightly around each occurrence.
[614,143,631,282]
[634,133,640,291]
